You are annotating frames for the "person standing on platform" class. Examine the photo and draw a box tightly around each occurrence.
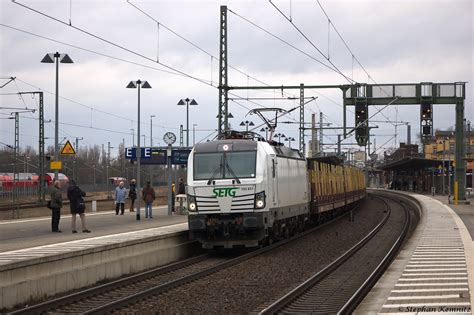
[50,180,63,232]
[142,181,156,219]
[178,177,186,195]
[115,181,127,215]
[128,179,137,212]
[171,183,176,214]
[67,180,91,233]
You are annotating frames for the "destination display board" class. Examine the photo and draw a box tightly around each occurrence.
[172,149,191,165]
[125,147,167,165]
[125,147,191,165]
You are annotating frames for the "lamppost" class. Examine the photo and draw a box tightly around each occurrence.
[150,115,156,147]
[193,123,198,146]
[260,127,269,140]
[240,120,255,132]
[41,52,73,181]
[142,134,146,147]
[127,79,152,220]
[177,98,198,146]
[442,138,447,195]
[274,133,286,143]
[285,137,295,147]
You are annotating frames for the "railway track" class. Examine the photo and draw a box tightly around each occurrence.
[10,204,349,314]
[10,253,221,314]
[258,193,413,314]
[10,193,413,314]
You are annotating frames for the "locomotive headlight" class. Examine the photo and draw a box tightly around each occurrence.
[254,191,266,209]
[188,195,197,212]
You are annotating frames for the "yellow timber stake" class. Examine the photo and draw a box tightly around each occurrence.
[454,181,458,205]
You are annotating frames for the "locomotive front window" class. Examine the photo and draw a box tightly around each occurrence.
[193,151,256,180]
[225,152,256,179]
[194,153,224,180]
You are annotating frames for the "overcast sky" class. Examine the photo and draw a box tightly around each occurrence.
[1,0,472,158]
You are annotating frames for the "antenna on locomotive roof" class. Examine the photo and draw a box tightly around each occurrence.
[247,108,287,141]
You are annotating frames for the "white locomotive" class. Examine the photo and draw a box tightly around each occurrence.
[187,137,310,248]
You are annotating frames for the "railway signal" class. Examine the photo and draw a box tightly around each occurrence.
[355,102,369,146]
[420,100,433,142]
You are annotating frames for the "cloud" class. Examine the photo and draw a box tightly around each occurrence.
[0,0,472,155]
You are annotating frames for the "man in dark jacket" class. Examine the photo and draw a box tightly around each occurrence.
[67,180,91,233]
[50,180,63,232]
[142,181,156,219]
[177,177,186,195]
[128,179,137,212]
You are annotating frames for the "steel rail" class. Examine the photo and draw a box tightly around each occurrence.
[10,201,359,314]
[83,210,351,314]
[259,194,405,314]
[10,253,210,315]
[338,194,413,314]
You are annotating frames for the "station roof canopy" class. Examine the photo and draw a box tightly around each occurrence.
[377,157,444,171]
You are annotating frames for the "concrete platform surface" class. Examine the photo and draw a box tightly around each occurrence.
[0,205,187,252]
[356,191,473,314]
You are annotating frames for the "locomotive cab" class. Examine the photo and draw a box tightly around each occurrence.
[187,139,274,248]
[187,138,310,249]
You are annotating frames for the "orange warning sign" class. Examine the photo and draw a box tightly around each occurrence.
[60,140,76,155]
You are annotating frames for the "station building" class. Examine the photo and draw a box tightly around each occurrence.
[377,129,473,195]
[424,130,474,188]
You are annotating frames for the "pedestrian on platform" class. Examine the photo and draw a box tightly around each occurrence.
[128,179,137,212]
[67,180,91,233]
[171,183,176,214]
[142,181,155,219]
[178,177,186,195]
[115,181,127,215]
[50,180,63,232]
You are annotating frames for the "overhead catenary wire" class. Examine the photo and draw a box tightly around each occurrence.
[266,1,397,129]
[227,8,343,76]
[9,1,344,130]
[11,1,215,88]
[13,78,178,131]
[0,112,132,136]
[5,4,301,113]
[313,0,397,126]
[0,24,192,78]
[268,0,355,84]
[127,1,302,100]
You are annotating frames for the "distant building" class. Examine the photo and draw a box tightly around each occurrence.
[384,143,421,163]
[424,130,474,188]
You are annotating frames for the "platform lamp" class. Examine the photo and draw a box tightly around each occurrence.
[240,120,255,132]
[274,133,286,143]
[260,127,269,140]
[285,137,295,148]
[177,98,198,146]
[41,52,73,181]
[127,80,152,221]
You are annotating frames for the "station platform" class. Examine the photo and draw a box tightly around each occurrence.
[356,191,473,314]
[0,206,187,252]
[0,206,192,310]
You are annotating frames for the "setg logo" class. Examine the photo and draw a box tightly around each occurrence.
[213,187,238,197]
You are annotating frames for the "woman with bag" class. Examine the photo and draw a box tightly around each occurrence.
[67,180,91,233]
[50,180,63,232]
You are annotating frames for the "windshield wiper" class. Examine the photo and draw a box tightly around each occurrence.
[207,156,223,185]
[225,161,241,184]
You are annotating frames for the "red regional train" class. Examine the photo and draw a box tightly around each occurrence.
[0,173,69,192]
